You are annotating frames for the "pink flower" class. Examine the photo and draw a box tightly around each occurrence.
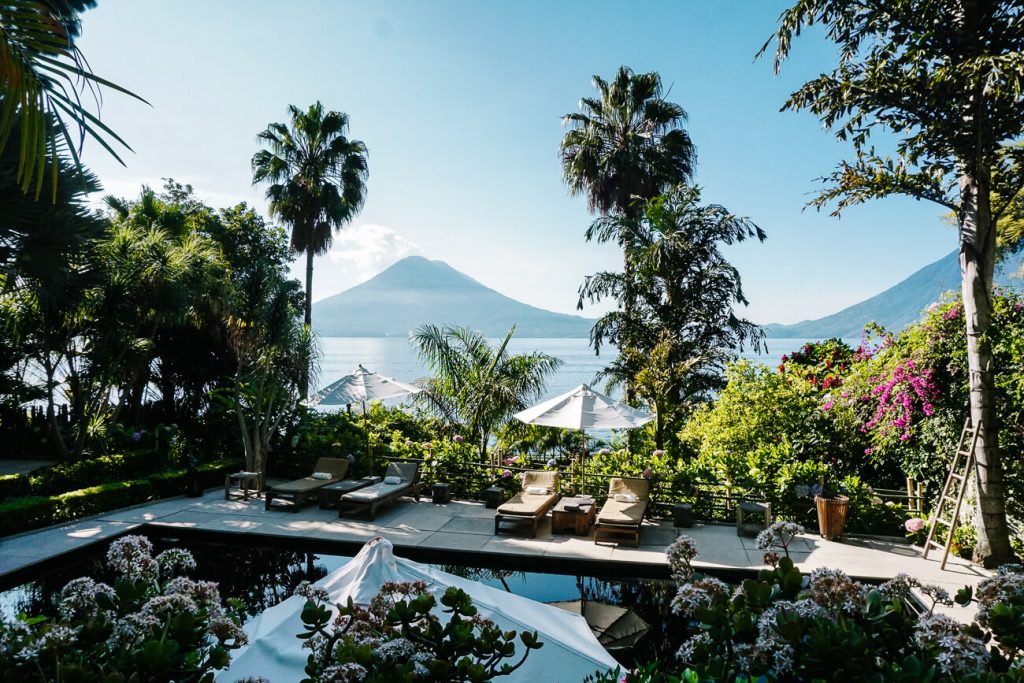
[504,457,515,466]
[905,518,926,533]
[641,468,653,479]
[500,469,512,478]
[821,400,834,412]
[652,449,664,457]
[453,435,464,444]
[864,447,873,455]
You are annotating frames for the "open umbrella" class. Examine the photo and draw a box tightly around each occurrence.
[305,365,421,467]
[218,538,619,682]
[513,384,653,493]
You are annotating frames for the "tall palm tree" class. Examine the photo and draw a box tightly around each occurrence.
[561,65,696,408]
[251,102,368,329]
[560,65,695,219]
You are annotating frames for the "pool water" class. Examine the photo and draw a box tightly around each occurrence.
[0,536,688,670]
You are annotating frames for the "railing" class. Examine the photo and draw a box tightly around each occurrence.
[386,456,770,523]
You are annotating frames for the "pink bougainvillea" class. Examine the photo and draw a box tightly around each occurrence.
[861,360,939,443]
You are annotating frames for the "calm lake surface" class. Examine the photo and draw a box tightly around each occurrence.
[315,336,833,398]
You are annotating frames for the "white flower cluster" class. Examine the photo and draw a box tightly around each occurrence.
[12,624,79,662]
[914,613,989,675]
[755,521,805,551]
[670,578,729,619]
[294,580,330,603]
[58,576,114,621]
[156,547,197,577]
[374,637,417,664]
[207,616,248,646]
[676,631,712,666]
[919,584,953,607]
[667,535,699,581]
[106,613,160,650]
[140,593,200,620]
[878,572,918,600]
[321,662,368,682]
[975,567,1024,628]
[805,567,866,613]
[106,535,158,583]
[164,577,223,616]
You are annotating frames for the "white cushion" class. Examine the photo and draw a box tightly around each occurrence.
[526,486,549,495]
[383,475,402,485]
[614,493,638,503]
[311,472,332,480]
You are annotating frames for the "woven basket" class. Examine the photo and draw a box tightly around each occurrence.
[814,495,849,540]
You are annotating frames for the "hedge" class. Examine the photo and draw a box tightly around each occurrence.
[0,451,165,503]
[0,459,242,538]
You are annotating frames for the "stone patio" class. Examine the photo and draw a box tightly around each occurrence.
[0,488,990,621]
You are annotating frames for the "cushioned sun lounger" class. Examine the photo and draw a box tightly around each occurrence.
[265,457,349,512]
[594,477,650,546]
[494,471,561,538]
[338,461,424,521]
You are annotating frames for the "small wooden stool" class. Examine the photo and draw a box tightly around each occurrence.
[224,471,261,500]
[736,501,771,536]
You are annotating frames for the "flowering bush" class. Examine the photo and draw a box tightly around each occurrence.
[588,545,1024,682]
[0,535,246,681]
[295,580,542,682]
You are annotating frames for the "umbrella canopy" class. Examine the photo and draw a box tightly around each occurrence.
[513,384,653,430]
[218,538,619,682]
[306,364,421,406]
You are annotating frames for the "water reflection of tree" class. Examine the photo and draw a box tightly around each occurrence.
[174,543,327,618]
[437,565,523,593]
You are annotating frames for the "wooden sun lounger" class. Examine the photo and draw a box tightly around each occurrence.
[338,461,425,521]
[594,477,650,547]
[494,471,561,538]
[265,457,349,512]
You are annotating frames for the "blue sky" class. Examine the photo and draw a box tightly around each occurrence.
[74,0,958,325]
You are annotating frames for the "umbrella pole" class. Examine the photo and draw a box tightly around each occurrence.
[363,401,371,473]
[579,428,586,496]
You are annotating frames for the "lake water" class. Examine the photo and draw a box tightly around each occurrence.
[315,336,828,399]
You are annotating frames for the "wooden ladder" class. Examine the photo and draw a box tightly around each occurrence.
[922,418,978,570]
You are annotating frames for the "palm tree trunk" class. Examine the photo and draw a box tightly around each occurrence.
[958,166,1013,567]
[301,243,314,400]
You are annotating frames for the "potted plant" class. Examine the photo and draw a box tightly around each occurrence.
[812,479,849,540]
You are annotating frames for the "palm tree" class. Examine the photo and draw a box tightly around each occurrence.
[412,324,562,459]
[560,65,695,219]
[251,102,368,330]
[561,66,696,408]
[0,0,145,199]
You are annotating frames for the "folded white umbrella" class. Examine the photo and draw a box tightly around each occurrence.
[514,384,653,493]
[218,538,619,682]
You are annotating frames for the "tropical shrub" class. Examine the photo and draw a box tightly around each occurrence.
[588,537,1024,682]
[295,580,542,682]
[0,535,246,682]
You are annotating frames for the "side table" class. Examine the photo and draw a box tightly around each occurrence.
[552,496,596,535]
[224,471,262,500]
[319,477,381,510]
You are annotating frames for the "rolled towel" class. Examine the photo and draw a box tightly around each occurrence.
[311,472,332,480]
[525,486,549,495]
[614,493,638,503]
[383,475,402,485]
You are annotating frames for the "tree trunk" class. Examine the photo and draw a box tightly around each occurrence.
[301,244,314,400]
[958,168,1014,567]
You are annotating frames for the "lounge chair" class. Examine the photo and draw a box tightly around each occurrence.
[264,457,349,512]
[494,471,561,538]
[594,477,650,547]
[338,461,425,521]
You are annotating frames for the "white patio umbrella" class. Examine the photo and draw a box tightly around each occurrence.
[513,384,653,493]
[218,538,619,682]
[305,365,422,465]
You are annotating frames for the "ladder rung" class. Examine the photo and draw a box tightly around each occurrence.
[957,450,972,457]
[950,473,965,481]
[933,517,954,528]
[927,539,948,550]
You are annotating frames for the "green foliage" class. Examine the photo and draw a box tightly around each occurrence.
[412,324,561,458]
[0,459,240,537]
[421,439,491,499]
[617,537,1024,682]
[0,535,246,681]
[297,580,542,682]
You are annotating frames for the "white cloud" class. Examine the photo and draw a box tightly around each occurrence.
[310,223,424,300]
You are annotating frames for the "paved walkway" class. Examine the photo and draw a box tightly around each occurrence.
[0,488,989,621]
[0,458,56,476]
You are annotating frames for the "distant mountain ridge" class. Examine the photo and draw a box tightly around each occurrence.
[312,256,596,337]
[765,249,1024,338]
